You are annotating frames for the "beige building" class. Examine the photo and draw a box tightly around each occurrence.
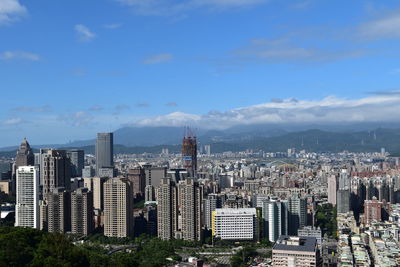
[103,177,133,238]
[0,181,11,195]
[83,177,107,210]
[272,236,321,267]
[178,178,203,241]
[156,177,203,241]
[71,187,94,236]
[157,177,177,240]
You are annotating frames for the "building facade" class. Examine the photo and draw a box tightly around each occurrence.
[71,187,94,236]
[15,166,39,228]
[96,133,113,176]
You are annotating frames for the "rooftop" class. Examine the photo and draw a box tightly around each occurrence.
[273,236,317,252]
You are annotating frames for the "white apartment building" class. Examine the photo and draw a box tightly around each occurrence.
[212,208,258,241]
[15,166,39,228]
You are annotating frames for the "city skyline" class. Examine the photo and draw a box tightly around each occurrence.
[2,1,400,146]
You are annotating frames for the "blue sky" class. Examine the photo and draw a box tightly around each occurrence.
[2,0,400,146]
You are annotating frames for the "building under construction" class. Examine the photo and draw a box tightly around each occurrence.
[182,127,197,177]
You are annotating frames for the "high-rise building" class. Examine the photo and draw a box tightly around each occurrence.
[157,177,177,240]
[103,177,133,238]
[145,185,155,202]
[337,189,350,214]
[47,187,71,233]
[363,196,383,225]
[204,144,211,156]
[15,166,39,229]
[71,187,94,236]
[262,197,288,242]
[66,149,84,177]
[178,178,203,241]
[127,166,146,199]
[328,175,338,206]
[182,128,197,177]
[83,177,107,210]
[288,195,307,235]
[143,164,167,188]
[212,208,258,241]
[272,236,321,267]
[15,138,34,167]
[96,133,113,176]
[40,149,71,196]
[204,194,222,230]
[82,166,95,178]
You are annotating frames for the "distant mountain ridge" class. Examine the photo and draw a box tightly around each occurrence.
[1,127,400,157]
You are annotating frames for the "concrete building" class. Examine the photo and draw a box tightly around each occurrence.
[71,187,94,236]
[47,187,71,233]
[40,149,71,196]
[83,177,107,210]
[212,208,258,241]
[15,166,39,229]
[127,166,145,199]
[298,226,322,247]
[103,177,133,238]
[204,194,222,230]
[96,133,113,176]
[288,195,307,235]
[82,166,95,178]
[143,164,167,188]
[178,178,203,241]
[328,174,337,205]
[66,149,84,177]
[364,196,382,225]
[15,138,34,167]
[145,185,155,202]
[337,189,351,214]
[157,177,177,240]
[272,236,321,267]
[263,197,288,242]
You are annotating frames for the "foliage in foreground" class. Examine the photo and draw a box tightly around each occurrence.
[0,227,189,267]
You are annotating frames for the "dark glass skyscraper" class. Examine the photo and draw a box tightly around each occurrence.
[96,133,113,176]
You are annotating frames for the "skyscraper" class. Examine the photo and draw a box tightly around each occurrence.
[40,149,71,196]
[15,166,39,229]
[47,187,71,233]
[127,166,146,199]
[96,133,113,176]
[83,176,107,210]
[182,127,197,177]
[66,149,84,177]
[263,197,288,242]
[178,178,203,241]
[204,194,222,230]
[157,177,177,240]
[71,187,94,236]
[288,195,307,235]
[103,177,133,238]
[363,196,382,225]
[15,138,34,167]
[328,175,338,206]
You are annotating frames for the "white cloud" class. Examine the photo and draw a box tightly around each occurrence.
[228,38,363,64]
[104,23,122,29]
[12,105,52,113]
[0,51,40,61]
[135,95,400,129]
[116,0,266,16]
[142,53,173,64]
[3,117,23,125]
[0,0,27,25]
[74,24,96,42]
[58,111,94,127]
[359,10,400,39]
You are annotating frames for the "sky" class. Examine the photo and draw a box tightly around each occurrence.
[2,0,400,146]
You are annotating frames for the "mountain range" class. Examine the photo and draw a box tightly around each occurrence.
[1,125,400,157]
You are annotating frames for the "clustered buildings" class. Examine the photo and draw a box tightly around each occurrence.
[4,132,400,266]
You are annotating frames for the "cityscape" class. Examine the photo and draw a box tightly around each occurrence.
[3,0,400,266]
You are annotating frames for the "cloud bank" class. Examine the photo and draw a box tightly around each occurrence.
[135,95,400,129]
